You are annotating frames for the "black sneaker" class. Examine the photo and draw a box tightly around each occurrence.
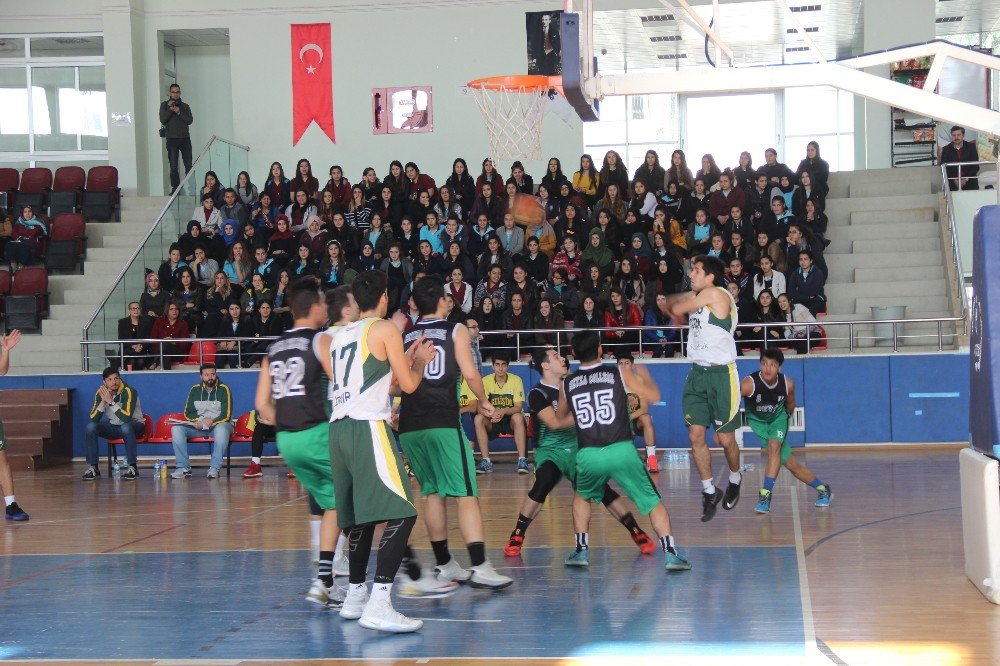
[82,465,100,480]
[122,466,138,481]
[701,489,722,522]
[5,502,28,521]
[723,478,742,510]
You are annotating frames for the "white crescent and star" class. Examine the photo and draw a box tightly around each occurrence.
[298,43,324,75]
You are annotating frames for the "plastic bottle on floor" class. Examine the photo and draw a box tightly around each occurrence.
[153,459,161,478]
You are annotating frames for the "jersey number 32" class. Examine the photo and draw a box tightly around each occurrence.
[270,358,305,399]
[571,389,617,429]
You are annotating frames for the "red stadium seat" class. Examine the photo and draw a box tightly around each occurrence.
[11,266,49,316]
[49,166,85,216]
[0,168,18,195]
[0,270,10,319]
[45,213,87,273]
[232,413,254,443]
[15,168,52,211]
[150,412,212,444]
[82,166,121,221]
[178,341,217,366]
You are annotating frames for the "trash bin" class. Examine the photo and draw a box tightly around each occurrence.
[872,305,906,347]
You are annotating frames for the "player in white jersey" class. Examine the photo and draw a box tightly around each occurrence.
[665,255,744,523]
[315,270,436,633]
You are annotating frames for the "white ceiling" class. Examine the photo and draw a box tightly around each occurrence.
[593,0,1000,72]
[161,29,230,48]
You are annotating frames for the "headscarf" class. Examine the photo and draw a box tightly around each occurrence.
[629,231,652,258]
[582,228,613,267]
[352,241,378,272]
[185,219,200,235]
[17,214,47,236]
[221,221,238,246]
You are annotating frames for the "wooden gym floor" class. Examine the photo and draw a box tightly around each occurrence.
[0,447,996,665]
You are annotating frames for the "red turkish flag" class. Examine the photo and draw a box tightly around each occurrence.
[291,23,335,145]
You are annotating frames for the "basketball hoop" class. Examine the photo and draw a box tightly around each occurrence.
[467,75,563,162]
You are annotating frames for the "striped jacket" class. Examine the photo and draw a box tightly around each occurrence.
[182,382,232,427]
[89,381,143,426]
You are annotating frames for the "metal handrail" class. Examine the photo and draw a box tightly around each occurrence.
[80,135,250,367]
[80,315,964,371]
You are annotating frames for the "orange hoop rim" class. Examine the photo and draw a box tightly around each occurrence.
[467,75,563,95]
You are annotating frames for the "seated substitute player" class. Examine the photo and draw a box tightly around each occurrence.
[550,330,691,571]
[616,352,660,473]
[743,349,832,513]
[474,352,530,474]
[503,346,657,557]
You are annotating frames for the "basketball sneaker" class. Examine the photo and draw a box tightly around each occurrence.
[122,466,138,481]
[468,561,514,589]
[815,484,833,508]
[339,585,369,620]
[475,459,493,474]
[435,557,471,583]
[81,465,100,480]
[701,488,722,522]
[564,548,589,567]
[646,455,659,473]
[722,477,741,510]
[242,461,263,478]
[307,578,337,606]
[632,532,657,554]
[397,574,459,599]
[4,502,28,522]
[664,550,692,572]
[517,457,531,474]
[755,489,772,514]
[331,553,350,577]
[503,535,524,557]
[358,597,423,633]
[170,468,192,479]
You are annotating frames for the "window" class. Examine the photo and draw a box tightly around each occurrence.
[783,86,855,172]
[584,93,680,177]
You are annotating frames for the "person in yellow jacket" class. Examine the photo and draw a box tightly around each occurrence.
[82,366,145,480]
[572,154,600,205]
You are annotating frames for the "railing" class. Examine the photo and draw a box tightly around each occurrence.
[938,158,999,336]
[80,136,249,370]
[81,316,964,371]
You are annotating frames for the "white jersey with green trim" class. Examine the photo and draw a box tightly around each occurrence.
[687,286,738,366]
[328,317,393,422]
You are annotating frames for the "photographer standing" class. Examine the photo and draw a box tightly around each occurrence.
[159,83,194,194]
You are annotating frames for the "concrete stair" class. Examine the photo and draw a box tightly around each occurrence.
[6,196,168,375]
[0,389,73,470]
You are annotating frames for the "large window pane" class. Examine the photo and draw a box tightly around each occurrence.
[785,86,840,136]
[686,93,777,170]
[32,67,76,151]
[628,94,680,144]
[29,36,104,59]
[0,39,26,59]
[582,95,626,147]
[0,67,29,151]
[78,66,108,149]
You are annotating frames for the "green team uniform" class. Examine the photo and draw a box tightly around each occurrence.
[682,286,741,433]
[528,382,579,484]
[745,370,792,464]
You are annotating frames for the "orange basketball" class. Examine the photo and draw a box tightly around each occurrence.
[510,192,545,227]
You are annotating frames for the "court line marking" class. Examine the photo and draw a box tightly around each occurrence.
[233,493,308,523]
[803,505,960,557]
[907,392,960,398]
[0,524,179,592]
[789,488,819,663]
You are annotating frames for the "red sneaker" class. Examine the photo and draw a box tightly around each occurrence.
[646,455,659,473]
[287,469,296,478]
[242,461,263,478]
[503,535,524,557]
[633,532,657,555]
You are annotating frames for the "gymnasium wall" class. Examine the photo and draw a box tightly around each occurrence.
[0,352,970,460]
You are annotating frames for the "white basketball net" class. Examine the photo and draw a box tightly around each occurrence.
[468,81,550,162]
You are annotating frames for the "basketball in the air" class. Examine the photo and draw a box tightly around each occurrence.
[510,193,545,227]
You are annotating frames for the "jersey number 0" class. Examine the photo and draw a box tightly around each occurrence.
[571,389,617,429]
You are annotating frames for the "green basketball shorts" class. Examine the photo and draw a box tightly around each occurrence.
[682,363,741,433]
[534,445,577,487]
[575,440,661,515]
[399,427,478,498]
[748,413,792,464]
[276,422,336,511]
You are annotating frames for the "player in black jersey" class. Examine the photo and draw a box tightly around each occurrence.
[398,276,512,590]
[255,277,345,608]
[502,347,657,557]
[551,330,691,571]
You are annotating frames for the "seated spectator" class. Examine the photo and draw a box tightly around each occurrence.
[649,230,680,268]
[801,199,829,244]
[517,236,550,287]
[200,170,225,207]
[677,178,710,226]
[442,241,475,282]
[580,264,611,306]
[684,208,713,256]
[446,158,477,213]
[239,220,260,251]
[245,300,283,366]
[149,300,191,370]
[497,212,525,257]
[603,286,642,356]
[474,295,504,359]
[751,231,785,274]
[787,250,827,315]
[507,264,537,313]
[628,179,658,223]
[140,273,169,319]
[241,273,272,315]
[541,157,570,196]
[476,236,513,283]
[753,255,786,299]
[746,289,784,351]
[285,189,318,232]
[647,256,683,297]
[705,233,731,264]
[266,216,297,264]
[223,240,252,292]
[192,193,223,236]
[419,211,446,255]
[327,212,359,258]
[172,267,204,333]
[271,270,293,318]
[249,245,278,289]
[250,192,280,238]
[727,281,752,356]
[613,258,646,309]
[324,165,352,209]
[581,228,615,279]
[724,257,753,305]
[319,240,347,289]
[776,293,822,354]
[729,232,751,265]
[219,220,240,256]
[220,188,249,229]
[796,141,831,197]
[524,215,558,260]
[434,187,464,226]
[573,293,603,330]
[666,149,695,193]
[746,173,773,224]
[594,182,627,226]
[291,159,320,200]
[543,267,579,320]
[642,293,680,358]
[299,215,329,260]
[591,209,624,258]
[784,224,827,277]
[501,292,533,349]
[792,170,824,219]
[217,301,251,368]
[178,220,203,263]
[551,236,583,283]
[4,205,46,270]
[536,183,561,224]
[722,205,753,248]
[771,175,796,212]
[760,195,795,242]
[169,363,234,479]
[533,297,566,353]
[412,239,446,277]
[446,267,473,314]
[380,244,413,311]
[467,213,494,259]
[359,166,382,203]
[440,214,466,252]
[350,240,378,274]
[633,149,666,196]
[366,212,394,260]
[696,154,722,191]
[82,367,145,480]
[555,202,587,246]
[572,154,601,206]
[263,162,291,208]
[758,148,796,185]
[117,301,154,371]
[470,182,503,228]
[733,151,756,190]
[235,171,258,207]
[474,353,529,474]
[404,162,436,202]
[624,232,653,279]
[709,171,746,225]
[188,244,220,288]
[203,271,232,335]
[474,264,508,312]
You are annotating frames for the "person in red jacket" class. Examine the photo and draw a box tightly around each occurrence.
[150,300,192,370]
[603,286,642,356]
[708,171,746,227]
[323,165,352,209]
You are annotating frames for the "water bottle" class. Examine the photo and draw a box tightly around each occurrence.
[112,460,120,479]
[153,459,161,478]
[160,459,168,480]
[741,463,755,472]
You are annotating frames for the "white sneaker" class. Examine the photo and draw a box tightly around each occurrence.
[170,468,191,479]
[397,574,460,599]
[306,578,333,605]
[358,597,423,633]
[468,560,513,590]
[331,554,350,577]
[434,557,471,583]
[206,467,219,479]
[340,584,369,620]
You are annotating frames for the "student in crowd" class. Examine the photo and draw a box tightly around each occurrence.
[633,149,666,196]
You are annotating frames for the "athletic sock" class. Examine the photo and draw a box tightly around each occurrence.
[512,513,532,538]
[575,532,589,551]
[370,582,392,604]
[645,445,656,457]
[701,479,716,494]
[431,539,451,567]
[729,471,742,485]
[763,476,777,493]
[309,519,320,554]
[618,512,643,537]
[3,495,14,507]
[467,541,486,567]
[808,477,826,490]
[318,550,334,588]
[401,546,422,581]
[251,456,261,464]
[334,532,347,560]
[659,534,677,555]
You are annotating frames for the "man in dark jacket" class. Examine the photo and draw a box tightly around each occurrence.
[940,125,980,191]
[160,83,194,193]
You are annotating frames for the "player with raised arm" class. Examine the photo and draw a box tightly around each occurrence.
[616,352,660,473]
[0,330,27,521]
[398,276,512,589]
[665,255,744,522]
[552,330,690,571]
[316,270,437,633]
[744,349,832,513]
[255,278,346,608]
[503,346,657,557]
